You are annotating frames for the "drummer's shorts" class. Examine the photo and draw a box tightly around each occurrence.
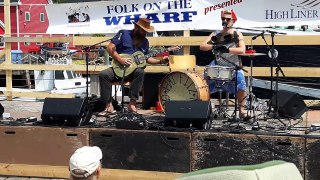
[204,61,247,94]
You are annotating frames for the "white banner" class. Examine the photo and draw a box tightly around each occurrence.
[46,0,320,34]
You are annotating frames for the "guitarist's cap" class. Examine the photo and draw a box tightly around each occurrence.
[133,18,154,33]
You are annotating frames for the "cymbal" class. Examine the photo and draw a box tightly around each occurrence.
[239,53,266,56]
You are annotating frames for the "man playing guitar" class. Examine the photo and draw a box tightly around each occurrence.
[99,18,169,115]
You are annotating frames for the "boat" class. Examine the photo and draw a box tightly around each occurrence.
[0,50,89,96]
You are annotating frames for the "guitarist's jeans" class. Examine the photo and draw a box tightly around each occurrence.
[99,67,145,104]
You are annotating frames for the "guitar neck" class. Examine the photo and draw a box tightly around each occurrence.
[143,48,169,60]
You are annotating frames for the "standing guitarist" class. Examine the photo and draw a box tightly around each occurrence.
[99,18,169,115]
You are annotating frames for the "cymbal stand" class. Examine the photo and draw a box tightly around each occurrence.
[246,56,257,122]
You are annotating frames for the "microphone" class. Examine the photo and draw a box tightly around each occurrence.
[252,30,265,40]
[222,21,228,28]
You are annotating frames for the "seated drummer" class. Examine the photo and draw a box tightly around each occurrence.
[199,9,247,119]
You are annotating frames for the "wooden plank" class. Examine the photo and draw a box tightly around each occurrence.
[245,67,320,77]
[4,37,73,43]
[1,64,320,77]
[183,30,190,55]
[191,132,305,177]
[4,0,12,101]
[246,35,320,46]
[0,126,88,166]
[1,91,75,98]
[0,163,182,180]
[5,70,12,101]
[149,37,203,46]
[3,35,320,46]
[0,64,106,71]
[71,36,320,46]
[305,137,320,180]
[90,129,191,173]
[0,50,5,59]
[73,36,112,46]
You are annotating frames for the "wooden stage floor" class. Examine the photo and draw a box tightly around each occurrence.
[0,99,320,179]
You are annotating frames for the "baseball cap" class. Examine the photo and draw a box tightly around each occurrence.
[69,146,103,178]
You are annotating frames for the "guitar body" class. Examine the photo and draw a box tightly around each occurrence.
[112,51,147,78]
[112,46,181,78]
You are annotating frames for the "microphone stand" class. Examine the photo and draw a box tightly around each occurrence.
[257,31,275,114]
[215,52,248,122]
[57,38,113,126]
[120,66,127,114]
[255,31,285,126]
[264,31,286,118]
[269,32,275,109]
[273,56,285,121]
[85,47,90,99]
[269,32,285,124]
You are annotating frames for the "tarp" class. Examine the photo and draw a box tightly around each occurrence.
[46,0,320,34]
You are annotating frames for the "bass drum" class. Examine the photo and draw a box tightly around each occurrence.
[159,70,210,111]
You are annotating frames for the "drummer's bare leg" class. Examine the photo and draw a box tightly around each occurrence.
[237,90,247,117]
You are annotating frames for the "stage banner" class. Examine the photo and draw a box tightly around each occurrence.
[46,0,320,34]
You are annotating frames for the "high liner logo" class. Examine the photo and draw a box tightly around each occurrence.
[265,0,319,20]
[204,0,243,15]
[265,9,318,19]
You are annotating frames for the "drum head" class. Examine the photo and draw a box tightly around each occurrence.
[205,66,234,80]
[159,70,210,111]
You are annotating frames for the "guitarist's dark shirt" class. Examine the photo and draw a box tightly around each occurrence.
[111,30,149,55]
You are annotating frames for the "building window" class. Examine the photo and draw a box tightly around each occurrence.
[40,13,45,22]
[25,12,30,21]
[24,35,30,46]
[36,35,42,45]
[0,36,4,47]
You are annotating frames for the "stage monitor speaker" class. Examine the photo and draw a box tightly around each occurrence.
[271,90,307,119]
[165,100,211,129]
[41,98,92,126]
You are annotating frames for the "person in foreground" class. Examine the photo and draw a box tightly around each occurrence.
[99,18,168,116]
[199,9,247,119]
[69,146,103,180]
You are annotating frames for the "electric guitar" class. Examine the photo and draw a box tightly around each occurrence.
[112,46,181,78]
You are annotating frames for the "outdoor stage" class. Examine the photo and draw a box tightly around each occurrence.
[0,106,320,179]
